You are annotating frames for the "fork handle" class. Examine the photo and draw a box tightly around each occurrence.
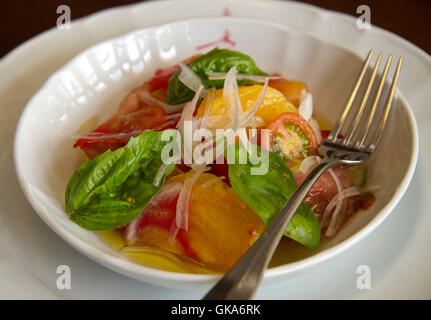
[203,159,336,300]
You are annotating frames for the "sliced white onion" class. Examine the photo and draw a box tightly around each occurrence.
[139,91,185,114]
[200,176,225,188]
[201,78,267,132]
[309,118,322,145]
[329,168,343,196]
[199,88,216,131]
[153,163,171,187]
[253,116,265,128]
[206,114,231,130]
[299,155,322,174]
[174,166,209,235]
[122,225,139,245]
[223,66,242,131]
[320,168,344,230]
[325,184,380,237]
[165,112,182,120]
[150,182,183,206]
[297,90,323,145]
[201,69,268,131]
[298,90,313,121]
[178,63,205,94]
[177,86,203,166]
[206,72,281,82]
[177,85,203,131]
[168,222,181,245]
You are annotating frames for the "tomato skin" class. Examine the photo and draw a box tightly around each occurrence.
[294,164,373,232]
[263,112,318,160]
[149,66,180,91]
[321,130,331,141]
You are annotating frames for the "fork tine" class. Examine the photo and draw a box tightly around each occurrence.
[366,56,403,151]
[357,55,393,147]
[342,52,383,146]
[327,50,373,142]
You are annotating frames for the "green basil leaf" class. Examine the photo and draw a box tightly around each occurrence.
[227,143,321,249]
[66,130,176,230]
[167,48,268,104]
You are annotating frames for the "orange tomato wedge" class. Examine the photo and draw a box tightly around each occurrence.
[268,79,309,107]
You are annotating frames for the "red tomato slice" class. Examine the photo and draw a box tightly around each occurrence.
[75,54,203,159]
[74,84,169,159]
[149,66,180,91]
[294,164,374,232]
[263,112,318,161]
[123,182,197,260]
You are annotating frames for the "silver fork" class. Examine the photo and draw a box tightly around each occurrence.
[203,50,403,300]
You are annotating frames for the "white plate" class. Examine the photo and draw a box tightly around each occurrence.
[14,16,418,291]
[0,0,430,299]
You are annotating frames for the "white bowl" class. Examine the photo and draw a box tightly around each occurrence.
[14,17,418,291]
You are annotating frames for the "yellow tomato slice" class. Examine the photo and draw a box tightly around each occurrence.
[197,85,297,126]
[169,172,266,272]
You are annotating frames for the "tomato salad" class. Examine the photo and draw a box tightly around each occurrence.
[66,48,377,273]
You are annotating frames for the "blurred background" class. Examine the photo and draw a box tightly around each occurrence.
[1,0,430,58]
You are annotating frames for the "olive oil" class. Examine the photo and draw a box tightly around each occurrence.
[97,230,217,274]
[97,230,316,273]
